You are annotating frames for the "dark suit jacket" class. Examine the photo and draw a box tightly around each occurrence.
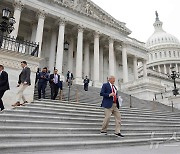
[67,72,74,80]
[0,71,10,91]
[18,67,31,85]
[49,74,60,84]
[49,74,62,90]
[37,72,49,85]
[100,82,119,109]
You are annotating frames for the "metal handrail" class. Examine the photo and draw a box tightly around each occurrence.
[1,35,39,57]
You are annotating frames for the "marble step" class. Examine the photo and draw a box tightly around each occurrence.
[33,100,178,116]
[1,114,180,125]
[13,105,180,119]
[3,109,180,122]
[1,137,180,153]
[33,100,176,114]
[1,120,180,130]
[0,132,179,143]
[0,126,179,135]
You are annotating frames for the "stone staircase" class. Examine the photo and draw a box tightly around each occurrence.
[0,84,180,153]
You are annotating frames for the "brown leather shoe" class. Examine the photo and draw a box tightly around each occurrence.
[12,102,21,107]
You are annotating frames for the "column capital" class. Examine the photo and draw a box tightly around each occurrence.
[13,0,24,11]
[37,10,46,19]
[57,17,67,26]
[94,31,100,38]
[108,37,114,44]
[121,42,128,48]
[77,25,84,33]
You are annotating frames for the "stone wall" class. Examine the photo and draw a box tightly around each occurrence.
[0,49,42,109]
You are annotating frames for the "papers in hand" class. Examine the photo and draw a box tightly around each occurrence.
[118,96,123,107]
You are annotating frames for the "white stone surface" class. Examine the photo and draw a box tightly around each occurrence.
[0,49,41,109]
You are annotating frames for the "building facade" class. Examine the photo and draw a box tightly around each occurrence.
[0,0,179,108]
[0,0,148,87]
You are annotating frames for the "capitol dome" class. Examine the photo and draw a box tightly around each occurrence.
[146,12,179,48]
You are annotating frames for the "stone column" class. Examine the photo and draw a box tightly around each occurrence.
[122,44,128,83]
[158,65,161,73]
[133,56,138,80]
[30,22,37,42]
[93,32,100,86]
[75,26,84,84]
[99,46,104,82]
[48,29,57,73]
[35,11,45,58]
[176,63,179,72]
[164,64,167,74]
[68,37,74,73]
[169,64,172,73]
[143,60,147,77]
[109,38,115,76]
[55,19,65,75]
[10,1,23,38]
[84,41,90,77]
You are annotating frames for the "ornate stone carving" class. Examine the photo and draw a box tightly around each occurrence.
[52,0,131,34]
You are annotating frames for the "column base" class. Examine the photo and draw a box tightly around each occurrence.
[74,77,83,85]
[93,81,102,88]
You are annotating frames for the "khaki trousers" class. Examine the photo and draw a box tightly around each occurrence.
[17,84,28,102]
[101,103,121,134]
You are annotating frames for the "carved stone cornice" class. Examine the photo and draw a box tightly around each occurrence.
[52,0,131,35]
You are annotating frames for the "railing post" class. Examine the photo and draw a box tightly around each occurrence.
[171,101,174,112]
[152,98,157,111]
[59,89,63,101]
[130,95,132,108]
[154,94,157,100]
[76,89,79,103]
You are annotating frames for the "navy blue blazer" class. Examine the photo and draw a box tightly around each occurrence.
[100,82,119,109]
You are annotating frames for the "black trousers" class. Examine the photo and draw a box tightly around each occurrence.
[84,83,89,91]
[38,83,47,99]
[50,83,59,100]
[0,90,5,111]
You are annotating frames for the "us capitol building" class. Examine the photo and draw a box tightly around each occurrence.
[0,0,180,109]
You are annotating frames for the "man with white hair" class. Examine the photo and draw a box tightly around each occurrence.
[100,76,124,137]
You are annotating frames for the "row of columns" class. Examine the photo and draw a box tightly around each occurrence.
[152,64,179,74]
[10,1,148,84]
[10,1,45,58]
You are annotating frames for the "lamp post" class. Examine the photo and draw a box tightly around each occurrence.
[167,66,180,96]
[0,8,16,47]
[64,41,71,101]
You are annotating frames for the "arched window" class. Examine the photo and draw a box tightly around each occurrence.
[160,52,162,58]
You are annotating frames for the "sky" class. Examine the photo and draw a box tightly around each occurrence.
[91,0,180,43]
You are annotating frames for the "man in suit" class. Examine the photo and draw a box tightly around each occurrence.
[83,76,89,91]
[100,76,124,137]
[0,65,10,111]
[12,61,31,107]
[66,71,74,86]
[49,69,60,100]
[37,67,49,99]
